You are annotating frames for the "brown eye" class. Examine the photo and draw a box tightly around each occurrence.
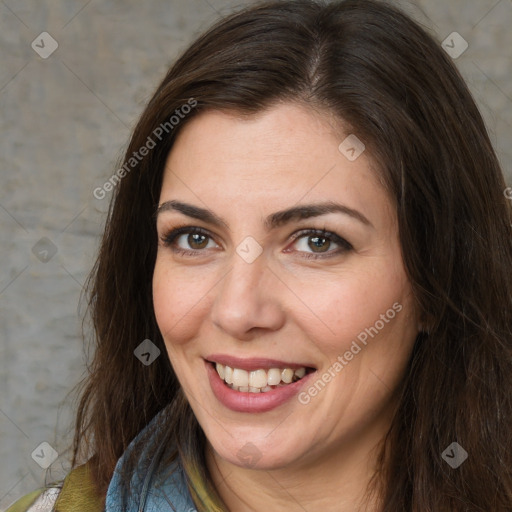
[307,235,331,253]
[186,233,209,249]
[290,229,353,259]
[161,226,219,255]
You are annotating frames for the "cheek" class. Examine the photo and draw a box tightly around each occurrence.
[152,258,212,346]
[283,260,410,354]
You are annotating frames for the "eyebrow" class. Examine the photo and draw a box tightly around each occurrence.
[155,200,373,230]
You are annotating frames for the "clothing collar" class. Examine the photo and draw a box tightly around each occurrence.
[104,409,197,511]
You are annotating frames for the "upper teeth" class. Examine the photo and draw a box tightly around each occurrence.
[216,363,307,392]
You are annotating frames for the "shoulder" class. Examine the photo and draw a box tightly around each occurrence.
[5,463,104,512]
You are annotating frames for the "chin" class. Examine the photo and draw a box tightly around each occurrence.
[207,428,308,471]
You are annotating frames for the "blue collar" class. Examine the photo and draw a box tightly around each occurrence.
[104,410,197,511]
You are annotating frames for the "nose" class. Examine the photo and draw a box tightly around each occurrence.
[210,253,286,339]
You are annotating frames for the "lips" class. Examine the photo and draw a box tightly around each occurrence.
[204,355,316,413]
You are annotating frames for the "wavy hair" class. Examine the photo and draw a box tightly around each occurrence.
[71,1,512,510]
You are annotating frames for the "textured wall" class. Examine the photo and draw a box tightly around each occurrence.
[1,0,511,508]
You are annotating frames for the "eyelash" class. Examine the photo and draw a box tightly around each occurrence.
[159,225,353,260]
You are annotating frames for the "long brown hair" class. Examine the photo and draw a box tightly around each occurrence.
[72,0,512,510]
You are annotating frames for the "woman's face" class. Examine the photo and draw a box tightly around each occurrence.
[153,103,419,472]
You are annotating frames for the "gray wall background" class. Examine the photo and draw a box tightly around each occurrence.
[1,0,511,508]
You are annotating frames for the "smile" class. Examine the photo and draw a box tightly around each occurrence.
[205,357,317,413]
[215,363,309,392]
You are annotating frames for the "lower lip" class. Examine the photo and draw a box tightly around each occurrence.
[206,361,315,413]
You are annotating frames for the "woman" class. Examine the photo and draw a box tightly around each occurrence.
[8,0,512,510]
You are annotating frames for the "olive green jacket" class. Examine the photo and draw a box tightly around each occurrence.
[6,463,104,512]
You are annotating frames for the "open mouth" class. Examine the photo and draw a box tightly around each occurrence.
[209,361,316,393]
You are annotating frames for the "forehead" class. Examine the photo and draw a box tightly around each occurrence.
[160,103,393,228]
